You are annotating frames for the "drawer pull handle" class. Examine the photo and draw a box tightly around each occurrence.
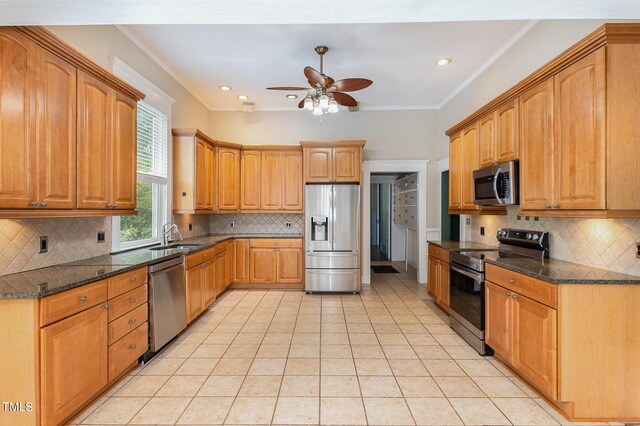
[131,277,137,283]
[103,303,109,309]
[506,291,511,297]
[129,319,137,325]
[508,278,514,283]
[511,294,518,299]
[129,297,136,303]
[130,344,137,350]
[79,296,87,302]
[31,200,38,207]
[41,201,48,207]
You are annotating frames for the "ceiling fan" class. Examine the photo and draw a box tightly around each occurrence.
[267,45,373,114]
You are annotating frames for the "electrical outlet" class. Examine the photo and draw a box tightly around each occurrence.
[517,215,522,221]
[480,227,485,236]
[525,216,530,221]
[465,218,471,226]
[534,216,539,221]
[96,231,105,243]
[188,223,193,231]
[230,221,235,228]
[39,236,48,253]
[285,222,292,228]
[636,242,640,259]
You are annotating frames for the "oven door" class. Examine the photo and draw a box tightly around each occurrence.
[449,263,485,338]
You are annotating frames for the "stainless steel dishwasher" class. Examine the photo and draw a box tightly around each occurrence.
[146,256,187,359]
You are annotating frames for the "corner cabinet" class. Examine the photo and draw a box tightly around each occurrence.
[173,129,217,214]
[0,26,144,218]
[301,140,365,183]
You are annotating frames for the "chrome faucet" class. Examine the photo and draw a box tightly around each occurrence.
[161,223,183,246]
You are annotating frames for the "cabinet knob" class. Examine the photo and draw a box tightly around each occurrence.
[79,295,87,302]
[552,203,558,209]
[508,278,514,283]
[106,203,113,208]
[545,203,551,209]
[131,277,137,283]
[506,291,511,297]
[113,203,119,208]
[129,344,137,350]
[31,201,38,207]
[511,294,517,299]
[129,297,136,303]
[41,202,48,207]
[129,319,137,325]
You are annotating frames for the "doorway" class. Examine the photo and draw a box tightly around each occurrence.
[370,181,392,261]
[440,170,460,241]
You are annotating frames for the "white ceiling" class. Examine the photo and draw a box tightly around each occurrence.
[121,21,531,110]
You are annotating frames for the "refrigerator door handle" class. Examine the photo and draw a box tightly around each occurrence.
[330,185,335,251]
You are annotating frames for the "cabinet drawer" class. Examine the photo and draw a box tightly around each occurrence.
[185,247,215,269]
[428,244,449,263]
[394,207,406,226]
[485,263,557,308]
[405,190,418,205]
[250,238,303,248]
[41,280,108,326]
[108,322,148,381]
[108,303,148,345]
[394,192,405,206]
[108,285,148,322]
[108,268,147,299]
[215,241,228,254]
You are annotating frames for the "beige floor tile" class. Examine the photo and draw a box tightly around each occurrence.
[449,397,510,425]
[442,344,484,360]
[363,397,415,425]
[272,397,320,425]
[291,332,320,345]
[320,397,367,425]
[138,357,185,376]
[345,314,370,323]
[225,396,277,424]
[348,333,379,344]
[396,377,444,398]
[280,375,320,397]
[297,314,321,323]
[114,376,170,397]
[425,323,454,334]
[354,358,393,376]
[248,357,287,375]
[406,397,463,425]
[285,358,320,375]
[397,323,428,334]
[174,358,219,376]
[223,343,259,359]
[382,345,418,359]
[176,396,234,424]
[191,344,229,358]
[351,344,385,359]
[268,322,296,333]
[204,332,237,344]
[405,333,438,346]
[241,322,270,333]
[388,359,429,376]
[294,322,321,333]
[322,307,343,315]
[159,342,199,358]
[322,322,348,333]
[493,397,560,425]
[211,358,252,375]
[289,343,321,358]
[156,375,207,397]
[372,323,402,333]
[256,344,290,358]
[321,344,353,359]
[129,396,191,424]
[473,376,528,397]
[197,376,244,397]
[321,375,361,397]
[359,376,402,397]
[377,333,409,345]
[82,397,149,424]
[238,375,282,396]
[262,332,293,345]
[434,376,485,398]
[347,323,375,333]
[321,358,356,375]
[320,333,349,345]
[412,345,451,360]
[433,333,467,346]
[70,395,108,424]
[456,359,504,377]
[233,332,266,344]
[422,359,466,376]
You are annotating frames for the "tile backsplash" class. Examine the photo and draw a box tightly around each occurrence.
[469,206,640,276]
[0,217,112,275]
[173,214,210,240]
[210,213,303,234]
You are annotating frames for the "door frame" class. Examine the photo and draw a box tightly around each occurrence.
[362,160,429,284]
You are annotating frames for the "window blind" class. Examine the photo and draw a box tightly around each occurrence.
[137,101,168,179]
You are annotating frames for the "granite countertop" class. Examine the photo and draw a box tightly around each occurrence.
[485,257,640,285]
[0,233,303,299]
[428,240,497,252]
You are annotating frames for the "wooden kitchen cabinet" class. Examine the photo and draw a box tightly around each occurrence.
[203,259,216,307]
[248,238,303,285]
[276,247,304,283]
[282,151,303,210]
[249,248,278,283]
[185,265,205,323]
[333,146,361,182]
[427,246,450,313]
[240,150,261,210]
[233,239,250,283]
[461,124,479,211]
[478,112,496,168]
[448,134,462,210]
[301,141,365,183]
[195,137,214,210]
[261,151,282,210]
[217,145,241,211]
[303,147,333,182]
[485,280,513,359]
[427,256,438,297]
[496,99,519,163]
[111,92,138,210]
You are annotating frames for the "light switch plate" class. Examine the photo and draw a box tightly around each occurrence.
[465,218,471,226]
[636,242,640,259]
[229,221,235,228]
[285,222,292,228]
[96,231,105,243]
[39,236,48,253]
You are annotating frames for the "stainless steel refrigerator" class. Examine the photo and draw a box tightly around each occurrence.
[305,184,361,293]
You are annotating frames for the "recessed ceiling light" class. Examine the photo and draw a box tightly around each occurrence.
[435,57,452,66]
[219,85,232,91]
[286,94,298,99]
[237,94,249,100]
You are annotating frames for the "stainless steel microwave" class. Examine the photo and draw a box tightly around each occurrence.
[472,160,519,205]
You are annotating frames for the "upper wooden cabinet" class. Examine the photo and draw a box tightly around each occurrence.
[240,150,261,210]
[0,27,144,218]
[217,144,241,211]
[461,125,479,211]
[448,134,462,211]
[173,129,216,213]
[301,140,365,183]
[447,24,640,218]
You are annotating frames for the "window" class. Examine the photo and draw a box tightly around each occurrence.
[115,102,169,250]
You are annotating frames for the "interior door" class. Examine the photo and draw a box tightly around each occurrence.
[333,185,360,252]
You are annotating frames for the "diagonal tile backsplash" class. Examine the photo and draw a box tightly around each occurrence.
[469,206,640,277]
[210,213,303,234]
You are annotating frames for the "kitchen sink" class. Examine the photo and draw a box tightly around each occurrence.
[150,243,203,251]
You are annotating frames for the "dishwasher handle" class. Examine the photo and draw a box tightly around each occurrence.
[148,256,183,273]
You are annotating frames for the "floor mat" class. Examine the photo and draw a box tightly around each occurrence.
[371,265,399,273]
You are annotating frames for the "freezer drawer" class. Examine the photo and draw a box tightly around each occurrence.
[305,269,361,293]
[305,251,359,269]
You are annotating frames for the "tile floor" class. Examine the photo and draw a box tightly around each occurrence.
[72,265,622,425]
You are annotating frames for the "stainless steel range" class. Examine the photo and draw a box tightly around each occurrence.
[448,228,549,355]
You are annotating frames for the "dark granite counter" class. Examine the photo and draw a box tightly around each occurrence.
[0,233,303,299]
[485,257,640,285]
[428,240,497,252]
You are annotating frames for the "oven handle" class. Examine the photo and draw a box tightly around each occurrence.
[493,167,503,204]
[450,264,483,282]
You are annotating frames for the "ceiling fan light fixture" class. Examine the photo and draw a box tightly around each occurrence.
[319,94,329,109]
[237,94,249,100]
[286,94,298,99]
[328,99,338,113]
[312,104,323,115]
[304,97,313,110]
[219,85,232,91]
[435,57,452,66]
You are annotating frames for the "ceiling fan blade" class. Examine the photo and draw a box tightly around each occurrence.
[298,99,305,109]
[324,75,335,87]
[333,92,358,107]
[304,66,324,87]
[266,87,309,91]
[331,78,373,92]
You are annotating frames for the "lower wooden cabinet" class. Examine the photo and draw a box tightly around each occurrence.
[427,255,450,313]
[108,321,148,381]
[185,265,205,323]
[233,239,250,283]
[276,248,304,283]
[249,248,278,283]
[203,260,216,307]
[249,239,304,285]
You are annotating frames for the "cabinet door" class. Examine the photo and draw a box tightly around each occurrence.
[111,92,137,210]
[276,248,303,283]
[195,138,213,210]
[554,49,605,210]
[519,79,554,210]
[233,239,250,283]
[41,304,108,426]
[485,281,511,359]
[283,151,303,210]
[77,70,113,209]
[218,147,240,210]
[496,99,519,162]
[215,253,226,295]
[333,147,361,182]
[260,151,282,210]
[36,47,76,209]
[461,124,479,210]
[478,112,497,168]
[427,256,438,298]
[185,265,204,323]
[240,150,261,210]
[448,135,462,210]
[225,249,233,287]
[304,148,333,183]
[512,293,557,399]
[249,248,277,283]
[0,29,37,209]
[437,261,450,311]
[203,260,216,307]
